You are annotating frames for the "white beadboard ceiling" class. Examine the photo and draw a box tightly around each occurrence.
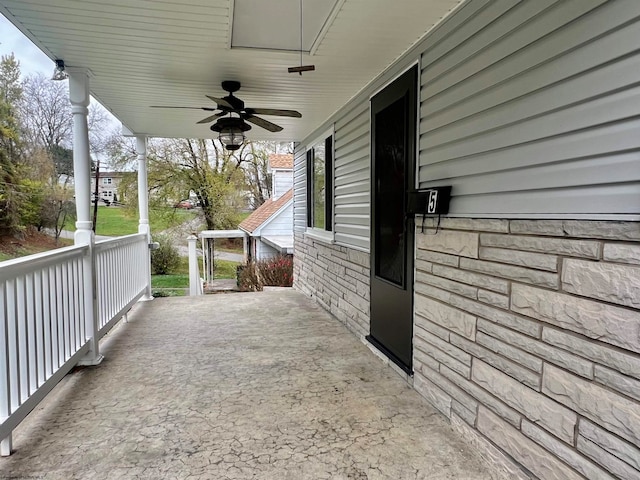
[0,0,461,141]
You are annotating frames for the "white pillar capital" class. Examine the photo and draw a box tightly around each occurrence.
[66,67,92,107]
[136,136,147,156]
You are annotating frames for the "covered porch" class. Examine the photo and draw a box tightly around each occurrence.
[0,290,495,479]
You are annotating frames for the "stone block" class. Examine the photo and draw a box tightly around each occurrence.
[460,258,558,289]
[440,365,522,427]
[478,319,593,379]
[451,400,477,426]
[432,264,509,294]
[522,420,615,480]
[347,249,369,268]
[477,407,584,480]
[480,247,558,272]
[480,233,600,258]
[543,327,640,380]
[415,314,450,340]
[416,249,459,267]
[476,332,543,373]
[415,258,433,274]
[413,371,451,418]
[509,220,566,236]
[542,364,640,446]
[577,436,640,480]
[453,335,540,389]
[419,364,478,413]
[417,230,479,259]
[511,283,640,354]
[562,259,640,309]
[594,366,640,401]
[415,293,476,340]
[603,243,640,265]
[477,289,510,309]
[440,288,540,337]
[562,220,640,241]
[422,217,510,233]
[450,414,532,480]
[416,271,477,299]
[414,330,471,378]
[473,361,575,443]
[413,348,440,372]
[580,419,640,472]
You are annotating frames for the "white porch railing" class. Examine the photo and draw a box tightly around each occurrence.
[0,233,149,455]
[94,234,148,335]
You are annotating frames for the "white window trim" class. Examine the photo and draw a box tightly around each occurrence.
[306,126,335,241]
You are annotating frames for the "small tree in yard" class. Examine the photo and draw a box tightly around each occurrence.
[151,234,180,275]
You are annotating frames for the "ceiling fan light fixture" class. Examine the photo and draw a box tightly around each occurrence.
[51,59,69,81]
[211,117,251,150]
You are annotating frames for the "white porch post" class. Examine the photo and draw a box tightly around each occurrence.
[68,67,103,366]
[137,136,153,301]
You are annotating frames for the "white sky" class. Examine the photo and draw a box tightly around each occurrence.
[0,13,121,130]
[0,14,52,78]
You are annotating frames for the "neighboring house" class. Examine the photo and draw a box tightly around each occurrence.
[90,171,123,203]
[239,154,293,260]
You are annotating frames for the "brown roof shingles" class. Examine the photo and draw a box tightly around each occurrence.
[239,189,293,234]
[269,154,293,169]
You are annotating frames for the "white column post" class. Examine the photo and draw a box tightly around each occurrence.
[136,136,154,301]
[188,235,202,296]
[68,67,102,366]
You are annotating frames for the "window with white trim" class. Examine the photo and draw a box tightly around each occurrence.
[306,133,333,232]
[103,177,112,185]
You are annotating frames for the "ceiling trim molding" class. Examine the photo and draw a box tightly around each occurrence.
[309,0,345,56]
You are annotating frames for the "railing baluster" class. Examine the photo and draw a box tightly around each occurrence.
[16,276,28,403]
[43,267,52,380]
[25,272,37,396]
[34,270,45,388]
[0,280,12,456]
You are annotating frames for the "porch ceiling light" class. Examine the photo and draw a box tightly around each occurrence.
[51,59,69,81]
[210,117,251,151]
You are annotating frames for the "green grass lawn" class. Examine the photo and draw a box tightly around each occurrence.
[64,207,199,236]
[151,256,239,295]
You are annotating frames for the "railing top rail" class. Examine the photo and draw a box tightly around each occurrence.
[0,244,88,278]
[94,233,147,252]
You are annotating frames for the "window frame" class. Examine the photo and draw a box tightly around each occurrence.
[305,128,334,240]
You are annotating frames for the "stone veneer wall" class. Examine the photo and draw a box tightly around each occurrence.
[293,232,370,339]
[413,218,640,480]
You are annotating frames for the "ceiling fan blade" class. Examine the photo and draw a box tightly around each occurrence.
[244,115,283,132]
[206,95,235,110]
[196,112,227,124]
[246,108,302,118]
[150,106,218,111]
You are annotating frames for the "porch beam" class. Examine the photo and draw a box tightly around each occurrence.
[136,136,154,301]
[67,67,103,366]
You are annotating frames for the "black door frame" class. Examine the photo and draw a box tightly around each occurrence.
[367,64,418,374]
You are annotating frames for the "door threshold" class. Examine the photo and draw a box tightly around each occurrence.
[365,335,413,376]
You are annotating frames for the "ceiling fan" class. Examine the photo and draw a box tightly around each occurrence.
[150,81,302,133]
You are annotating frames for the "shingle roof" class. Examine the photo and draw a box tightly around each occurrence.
[239,189,293,234]
[269,154,293,169]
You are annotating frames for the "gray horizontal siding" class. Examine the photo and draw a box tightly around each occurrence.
[334,103,370,250]
[293,145,307,232]
[418,0,640,216]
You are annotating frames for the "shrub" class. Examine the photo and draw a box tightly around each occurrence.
[257,254,293,287]
[237,262,263,292]
[150,234,180,274]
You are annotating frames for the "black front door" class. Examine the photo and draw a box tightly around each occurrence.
[368,66,417,373]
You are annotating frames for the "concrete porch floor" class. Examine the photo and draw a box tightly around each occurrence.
[1,289,502,480]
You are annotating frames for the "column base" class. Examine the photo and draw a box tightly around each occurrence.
[77,353,104,367]
[140,294,154,302]
[1,435,12,456]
